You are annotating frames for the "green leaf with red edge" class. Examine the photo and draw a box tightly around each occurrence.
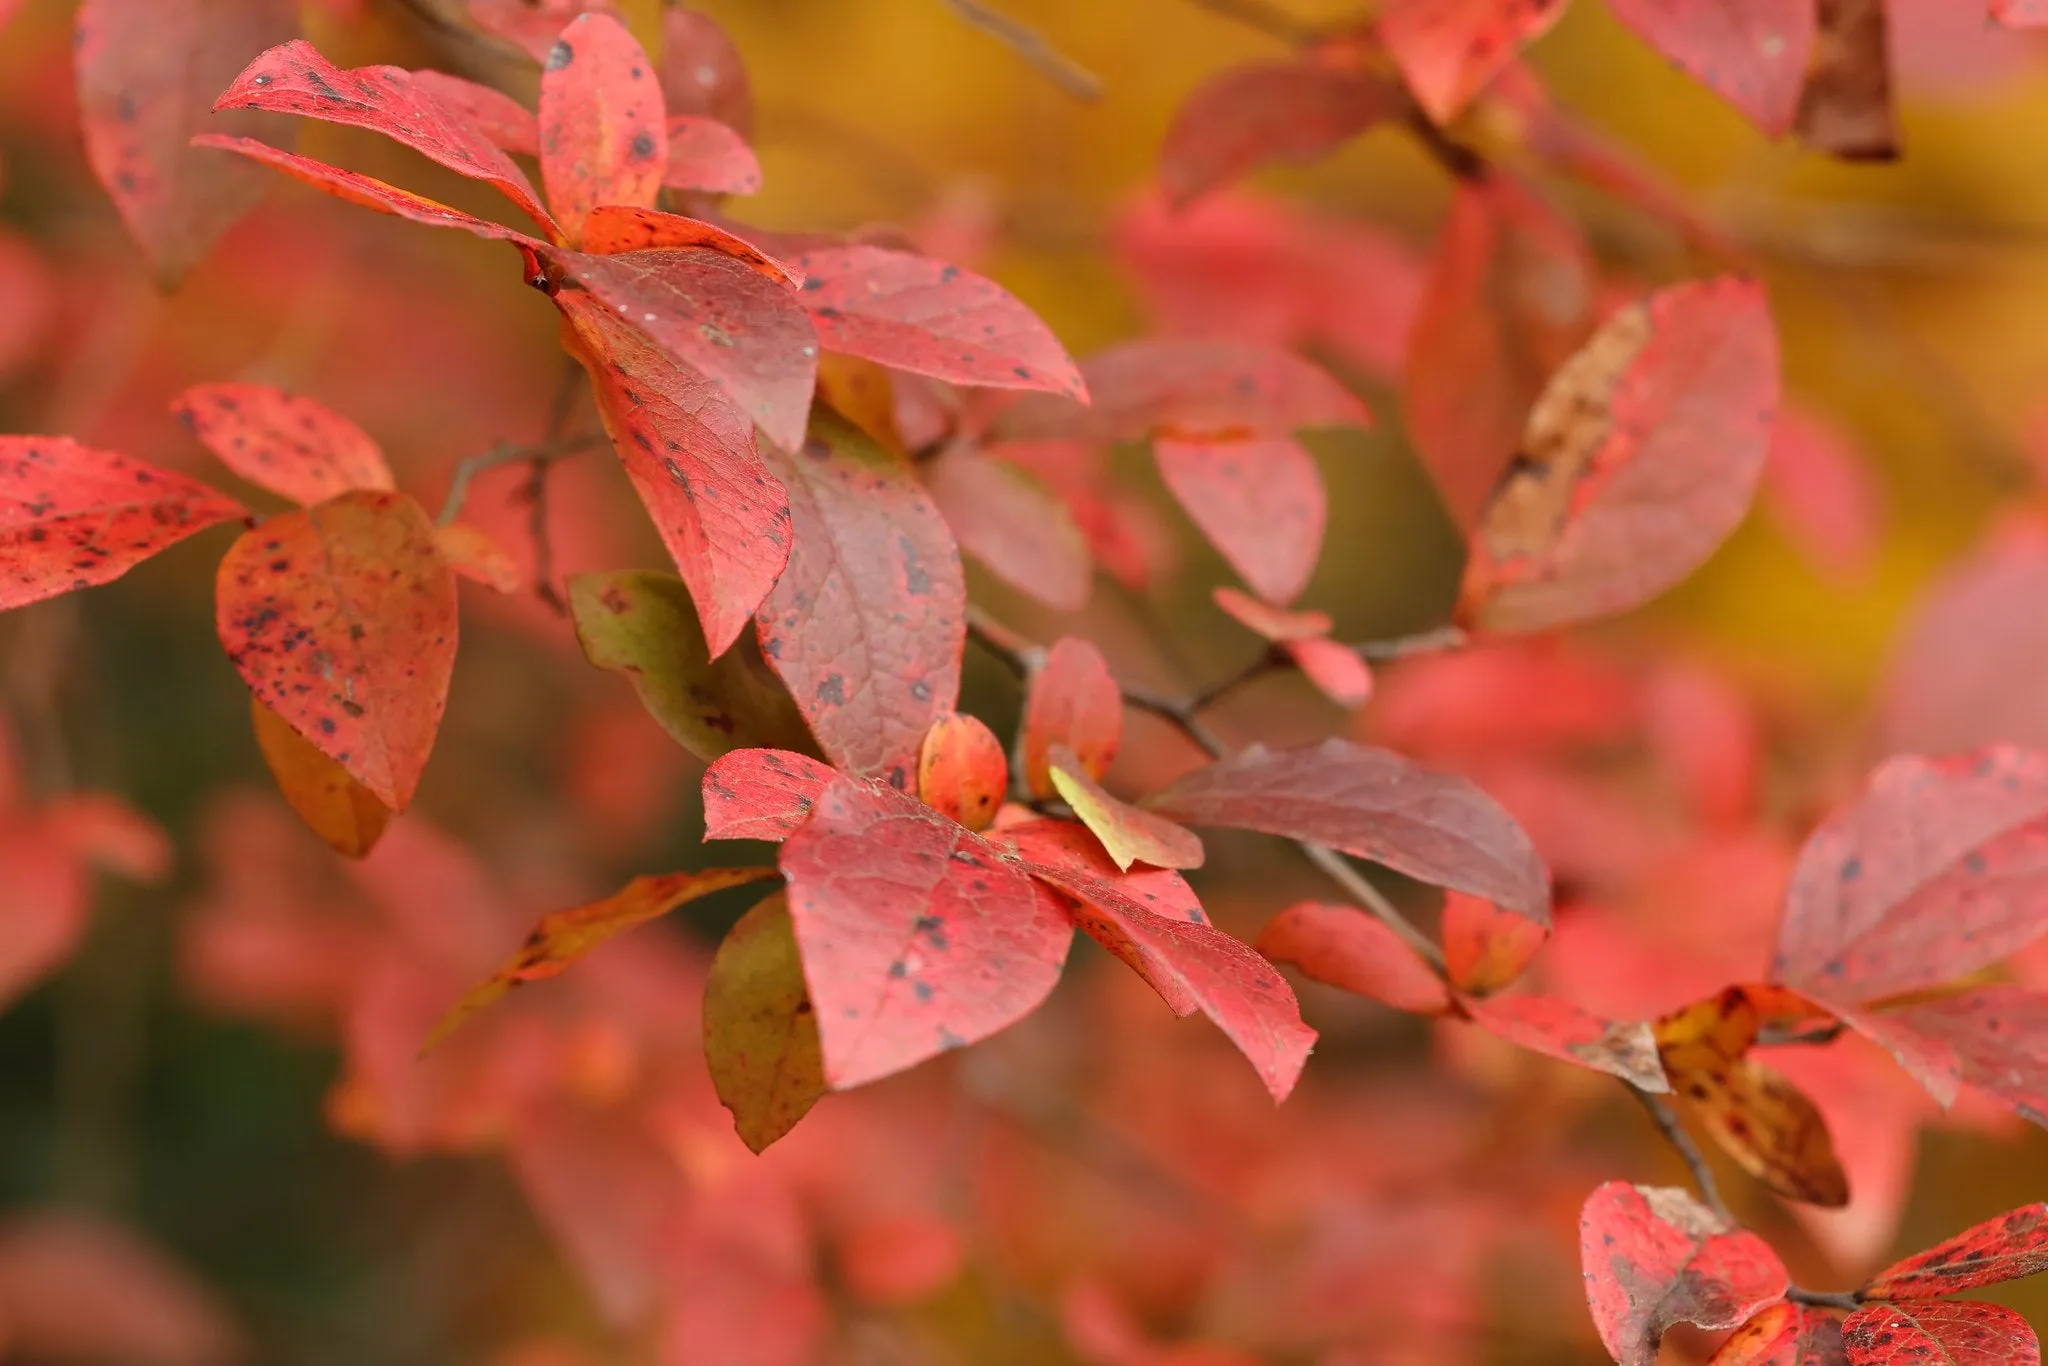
[425,866,778,1051]
[190,135,551,251]
[1871,987,2048,1123]
[1255,899,1452,1014]
[1707,1302,1847,1366]
[539,13,666,243]
[922,441,1093,612]
[75,0,299,285]
[1465,993,1669,1090]
[214,490,455,812]
[1578,1182,1789,1366]
[1842,1303,2039,1366]
[702,747,837,842]
[1158,55,1401,206]
[1022,636,1122,800]
[1154,434,1323,606]
[1145,737,1552,925]
[574,206,801,283]
[1404,173,1596,528]
[1792,0,1896,162]
[703,891,826,1153]
[1443,890,1548,995]
[1458,275,1779,635]
[1047,746,1204,872]
[553,247,817,452]
[789,246,1086,401]
[1379,0,1570,124]
[250,692,391,859]
[994,339,1370,445]
[1605,0,1817,136]
[777,776,1074,1089]
[997,818,1315,1101]
[665,115,761,194]
[407,70,538,154]
[568,571,815,763]
[916,713,1007,832]
[1996,0,2048,27]
[0,437,245,611]
[213,40,560,236]
[755,409,965,785]
[172,382,393,507]
[556,288,791,653]
[1864,1204,2048,1300]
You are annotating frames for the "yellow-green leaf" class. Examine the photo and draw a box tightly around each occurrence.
[705,891,827,1153]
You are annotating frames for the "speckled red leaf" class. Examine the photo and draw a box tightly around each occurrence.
[213,40,559,235]
[1255,899,1452,1014]
[538,13,666,242]
[1379,0,1571,123]
[1793,0,1896,161]
[214,490,455,811]
[1995,0,2048,27]
[1868,986,2048,1122]
[1047,746,1204,872]
[778,776,1073,1089]
[556,288,790,654]
[191,135,551,248]
[1158,57,1401,205]
[1606,0,1817,135]
[789,247,1085,400]
[1458,276,1779,634]
[995,339,1369,445]
[574,206,800,283]
[998,818,1315,1101]
[0,436,245,611]
[665,115,761,194]
[1579,1182,1789,1366]
[1707,1301,1848,1366]
[1022,636,1122,801]
[1443,890,1549,995]
[553,247,817,452]
[408,70,539,154]
[1865,1204,2048,1299]
[702,748,838,842]
[172,382,393,508]
[1466,993,1669,1090]
[755,411,964,785]
[1154,434,1324,606]
[1771,747,2048,1008]
[75,0,299,284]
[922,441,1092,611]
[1841,1302,2039,1366]
[1146,737,1552,924]
[1404,174,1596,528]
[917,713,1007,832]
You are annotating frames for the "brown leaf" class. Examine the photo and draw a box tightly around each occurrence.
[1793,0,1897,162]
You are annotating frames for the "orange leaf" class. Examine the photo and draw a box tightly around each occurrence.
[1442,890,1547,995]
[249,693,392,859]
[1255,900,1451,1015]
[434,522,521,594]
[916,713,1007,832]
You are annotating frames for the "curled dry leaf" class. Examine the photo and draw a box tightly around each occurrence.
[1022,637,1122,800]
[249,693,392,859]
[1047,746,1205,872]
[1464,993,1670,1091]
[1256,899,1452,1014]
[701,748,837,843]
[1864,1203,2048,1299]
[1840,1302,2039,1366]
[1793,0,1897,161]
[1604,0,1818,136]
[703,892,826,1153]
[916,713,1007,832]
[1154,434,1324,606]
[1379,0,1571,123]
[1442,890,1548,995]
[1158,56,1400,205]
[172,382,393,507]
[538,12,667,242]
[1705,1301,1847,1366]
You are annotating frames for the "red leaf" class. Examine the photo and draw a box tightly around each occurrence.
[1995,0,2048,27]
[1465,993,1669,1090]
[1763,405,1883,583]
[555,288,791,655]
[191,135,550,247]
[172,382,394,507]
[408,69,539,154]
[538,13,667,242]
[1578,1182,1789,1366]
[1841,1302,2039,1366]
[1286,636,1374,708]
[1605,0,1818,135]
[661,7,753,133]
[755,411,964,784]
[1379,0,1570,123]
[0,1211,246,1366]
[214,40,560,235]
[74,0,298,284]
[922,441,1092,611]
[1442,890,1548,995]
[1458,276,1779,634]
[790,247,1085,400]
[1403,174,1596,528]
[999,819,1315,1101]
[917,713,1007,832]
[777,777,1074,1089]
[214,490,456,811]
[1793,0,1897,161]
[1871,986,2048,1121]
[1865,1204,2048,1299]
[469,0,604,60]
[665,115,761,195]
[554,247,817,452]
[0,834,86,1009]
[1157,56,1401,205]
[1706,1301,1848,1366]
[434,523,520,593]
[702,748,837,842]
[575,206,801,283]
[1047,746,1205,872]
[1255,899,1452,1014]
[0,436,245,611]
[1154,435,1324,605]
[1145,737,1552,925]
[1771,747,2048,1007]
[1022,637,1123,801]
[1213,586,1329,641]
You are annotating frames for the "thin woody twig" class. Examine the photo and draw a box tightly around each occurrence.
[435,432,604,529]
[1628,1086,1733,1224]
[941,0,1102,102]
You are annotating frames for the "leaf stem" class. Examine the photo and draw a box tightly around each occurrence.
[435,431,604,528]
[1787,1287,1864,1312]
[1628,1086,1733,1224]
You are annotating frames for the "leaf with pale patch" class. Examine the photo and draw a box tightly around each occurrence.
[1465,993,1669,1091]
[1048,747,1203,872]
[1021,637,1122,800]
